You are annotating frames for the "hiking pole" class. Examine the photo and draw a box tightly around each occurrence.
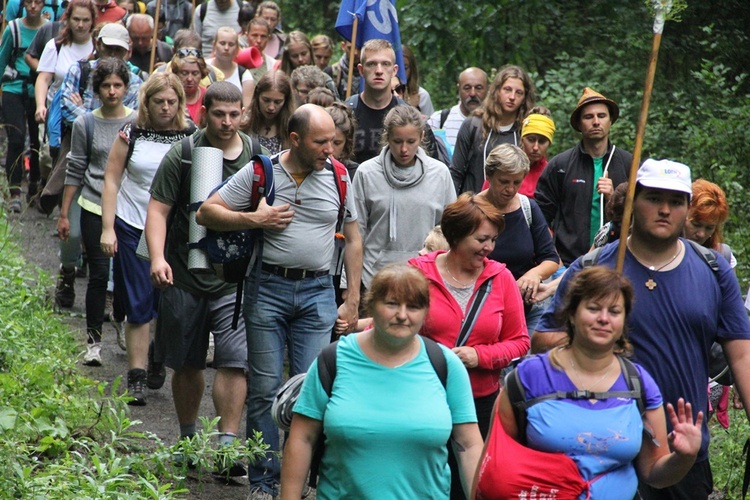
[615,0,686,273]
[345,17,358,99]
[149,0,162,74]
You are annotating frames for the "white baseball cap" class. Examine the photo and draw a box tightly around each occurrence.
[636,159,692,197]
[98,23,130,51]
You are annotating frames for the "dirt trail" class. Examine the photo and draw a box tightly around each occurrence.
[9,202,250,499]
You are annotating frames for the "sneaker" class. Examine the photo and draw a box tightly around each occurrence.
[206,332,215,367]
[126,369,147,406]
[147,340,166,390]
[110,312,126,351]
[55,265,76,308]
[8,196,22,213]
[248,486,278,499]
[83,343,102,366]
[214,452,247,478]
[172,439,198,471]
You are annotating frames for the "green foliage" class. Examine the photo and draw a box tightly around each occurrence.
[710,408,750,498]
[0,217,268,497]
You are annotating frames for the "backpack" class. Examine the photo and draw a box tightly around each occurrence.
[308,337,448,488]
[504,355,647,445]
[1,20,25,84]
[178,134,265,328]
[580,239,734,386]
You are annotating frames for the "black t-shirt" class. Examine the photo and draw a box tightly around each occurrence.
[347,94,400,164]
[26,20,61,59]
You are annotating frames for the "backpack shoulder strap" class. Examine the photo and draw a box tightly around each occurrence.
[423,337,447,388]
[78,59,91,96]
[317,341,339,397]
[519,193,532,228]
[685,238,719,272]
[439,107,450,129]
[199,1,207,23]
[504,367,529,443]
[83,112,95,163]
[455,277,493,347]
[580,246,604,268]
[327,158,348,229]
[617,356,646,416]
[124,123,139,166]
[250,154,275,209]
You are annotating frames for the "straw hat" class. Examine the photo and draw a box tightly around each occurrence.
[569,87,620,132]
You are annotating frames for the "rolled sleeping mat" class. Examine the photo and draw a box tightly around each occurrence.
[189,146,224,273]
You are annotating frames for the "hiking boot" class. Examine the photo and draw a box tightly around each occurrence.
[83,342,102,366]
[8,196,22,213]
[147,340,166,390]
[110,311,126,351]
[55,265,76,308]
[126,369,147,406]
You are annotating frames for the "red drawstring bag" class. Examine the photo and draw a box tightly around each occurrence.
[472,397,594,500]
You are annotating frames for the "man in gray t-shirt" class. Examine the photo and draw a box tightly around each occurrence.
[198,104,363,497]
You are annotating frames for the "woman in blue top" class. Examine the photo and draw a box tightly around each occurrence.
[0,0,46,211]
[484,266,703,499]
[478,143,560,332]
[281,264,483,499]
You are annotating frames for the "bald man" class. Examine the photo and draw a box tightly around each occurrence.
[428,67,489,149]
[127,13,173,75]
[197,104,363,497]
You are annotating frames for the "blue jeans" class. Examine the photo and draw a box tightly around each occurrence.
[245,271,337,493]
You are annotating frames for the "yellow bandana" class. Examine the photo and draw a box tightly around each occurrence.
[521,114,556,143]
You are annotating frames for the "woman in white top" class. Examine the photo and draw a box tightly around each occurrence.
[100,72,194,405]
[206,26,254,108]
[33,0,95,125]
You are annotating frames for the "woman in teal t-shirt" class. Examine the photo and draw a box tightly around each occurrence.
[281,264,483,499]
[0,0,46,211]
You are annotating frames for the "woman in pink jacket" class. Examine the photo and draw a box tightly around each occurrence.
[409,193,530,437]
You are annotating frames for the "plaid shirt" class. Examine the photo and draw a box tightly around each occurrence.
[60,58,144,125]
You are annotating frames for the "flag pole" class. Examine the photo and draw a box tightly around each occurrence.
[345,17,358,99]
[149,0,163,75]
[615,0,685,273]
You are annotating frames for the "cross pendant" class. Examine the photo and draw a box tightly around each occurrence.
[645,278,657,291]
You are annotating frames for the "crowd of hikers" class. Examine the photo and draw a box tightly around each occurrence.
[2,0,750,498]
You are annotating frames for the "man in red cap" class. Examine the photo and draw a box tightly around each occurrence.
[534,87,633,266]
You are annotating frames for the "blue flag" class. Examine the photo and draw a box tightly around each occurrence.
[335,0,407,84]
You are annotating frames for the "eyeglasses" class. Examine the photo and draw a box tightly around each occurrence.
[176,48,203,58]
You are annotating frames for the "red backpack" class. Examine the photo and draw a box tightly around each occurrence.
[472,396,591,500]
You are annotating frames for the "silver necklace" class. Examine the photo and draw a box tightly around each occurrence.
[568,353,616,391]
[445,262,478,288]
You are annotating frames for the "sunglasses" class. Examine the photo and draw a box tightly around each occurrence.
[176,48,203,58]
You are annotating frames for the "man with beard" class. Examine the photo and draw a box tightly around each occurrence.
[534,87,633,266]
[428,67,488,149]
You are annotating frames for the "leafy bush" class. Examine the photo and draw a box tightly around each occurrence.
[0,217,268,498]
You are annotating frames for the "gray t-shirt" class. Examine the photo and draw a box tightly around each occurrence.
[218,153,357,271]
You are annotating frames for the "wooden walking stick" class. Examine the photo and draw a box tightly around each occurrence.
[615,0,686,273]
[149,0,163,75]
[345,16,359,99]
